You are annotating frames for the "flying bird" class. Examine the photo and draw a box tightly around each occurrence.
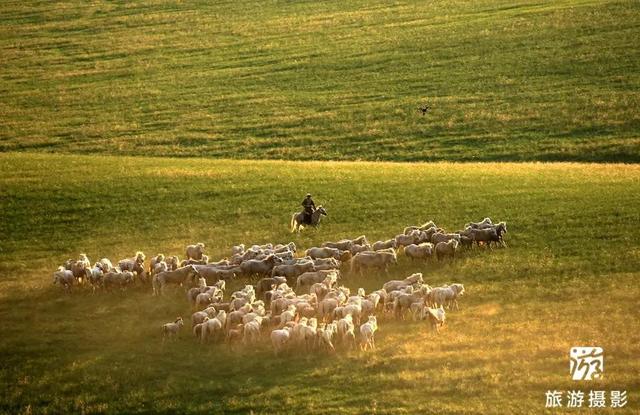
[418,105,431,115]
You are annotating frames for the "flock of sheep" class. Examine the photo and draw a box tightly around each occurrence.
[53,217,507,354]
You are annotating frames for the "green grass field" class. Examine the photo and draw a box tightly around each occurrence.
[1,0,639,161]
[1,153,639,414]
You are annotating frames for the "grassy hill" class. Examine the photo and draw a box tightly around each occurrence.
[1,0,639,162]
[0,153,639,413]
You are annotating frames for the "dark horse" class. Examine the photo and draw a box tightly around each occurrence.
[290,206,327,233]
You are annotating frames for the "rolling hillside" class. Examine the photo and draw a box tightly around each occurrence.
[1,0,639,161]
[0,153,639,413]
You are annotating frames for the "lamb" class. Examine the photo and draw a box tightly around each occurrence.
[186,243,206,260]
[161,317,184,342]
[435,239,459,260]
[359,316,378,351]
[403,243,434,261]
[372,239,397,251]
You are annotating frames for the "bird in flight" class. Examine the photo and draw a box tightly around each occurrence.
[418,105,430,115]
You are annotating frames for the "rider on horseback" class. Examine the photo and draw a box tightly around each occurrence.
[301,193,316,224]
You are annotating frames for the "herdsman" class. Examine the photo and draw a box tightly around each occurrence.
[301,193,316,224]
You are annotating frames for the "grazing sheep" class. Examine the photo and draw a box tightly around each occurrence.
[350,244,372,255]
[429,284,465,310]
[350,251,397,274]
[466,217,493,229]
[162,317,184,342]
[166,256,180,271]
[351,235,369,246]
[118,252,146,272]
[186,243,206,260]
[243,319,262,345]
[201,310,226,343]
[395,231,421,249]
[192,307,217,325]
[317,322,337,353]
[372,239,397,251]
[53,267,75,292]
[305,247,342,260]
[296,270,339,292]
[403,243,434,261]
[322,240,353,251]
[192,317,208,339]
[466,223,507,247]
[271,261,315,280]
[255,276,287,301]
[97,258,114,273]
[88,264,104,292]
[383,273,423,293]
[103,270,134,291]
[393,286,430,320]
[426,307,446,333]
[231,244,245,256]
[271,327,292,356]
[359,316,378,351]
[152,265,200,296]
[431,232,461,245]
[239,255,283,278]
[180,256,210,267]
[336,315,355,348]
[435,239,459,260]
[149,254,165,275]
[226,324,244,344]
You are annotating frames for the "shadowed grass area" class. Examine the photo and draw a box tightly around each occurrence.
[0,0,639,162]
[0,153,639,414]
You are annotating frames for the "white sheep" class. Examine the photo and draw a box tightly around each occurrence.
[270,327,292,356]
[52,266,75,292]
[243,319,262,345]
[360,316,378,351]
[162,317,184,342]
